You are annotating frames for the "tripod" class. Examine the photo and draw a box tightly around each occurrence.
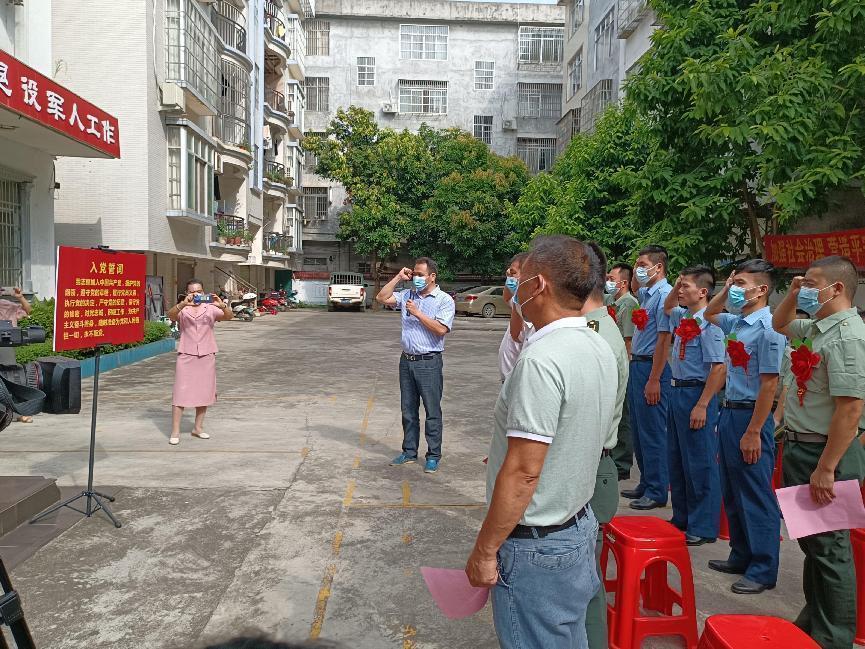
[30,347,121,528]
[0,556,35,649]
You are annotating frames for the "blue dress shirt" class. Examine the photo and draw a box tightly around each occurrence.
[631,278,673,357]
[394,286,456,354]
[716,307,785,401]
[668,307,726,381]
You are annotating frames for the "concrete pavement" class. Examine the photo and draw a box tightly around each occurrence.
[0,310,813,648]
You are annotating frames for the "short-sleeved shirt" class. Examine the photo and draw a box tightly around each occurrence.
[632,279,673,356]
[0,299,27,326]
[394,286,455,354]
[783,308,865,435]
[612,293,639,339]
[486,317,617,526]
[716,307,785,401]
[668,307,725,381]
[498,320,534,382]
[584,306,628,449]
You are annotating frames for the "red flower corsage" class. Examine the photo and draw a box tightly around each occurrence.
[674,317,702,360]
[607,305,617,320]
[631,308,649,331]
[726,334,750,369]
[790,339,821,406]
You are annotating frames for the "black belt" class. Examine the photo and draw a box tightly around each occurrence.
[509,507,588,539]
[402,352,441,361]
[785,430,827,444]
[722,399,756,410]
[671,379,705,388]
[632,354,653,362]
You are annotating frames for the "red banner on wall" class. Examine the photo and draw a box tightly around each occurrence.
[763,228,865,270]
[54,247,146,352]
[0,48,120,158]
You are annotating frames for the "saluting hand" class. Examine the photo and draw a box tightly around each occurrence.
[406,299,420,317]
[810,466,836,506]
[724,271,737,292]
[398,267,413,282]
[789,276,805,296]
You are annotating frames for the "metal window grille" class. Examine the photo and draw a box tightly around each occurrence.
[569,0,585,36]
[307,19,330,56]
[183,129,215,216]
[517,138,557,174]
[213,1,246,52]
[220,59,249,121]
[400,25,448,61]
[518,83,562,119]
[617,0,649,38]
[594,8,615,70]
[304,257,328,266]
[567,49,583,99]
[303,131,325,170]
[518,26,564,65]
[473,116,493,145]
[357,57,375,86]
[0,178,22,287]
[398,80,448,114]
[165,0,220,110]
[167,127,181,210]
[474,61,494,90]
[357,262,372,274]
[581,78,615,133]
[305,77,329,112]
[303,187,329,220]
[556,109,581,154]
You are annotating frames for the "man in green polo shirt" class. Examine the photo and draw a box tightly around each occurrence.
[773,255,865,649]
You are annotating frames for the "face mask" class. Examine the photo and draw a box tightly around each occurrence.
[511,275,541,323]
[505,277,519,293]
[413,276,428,291]
[635,265,658,286]
[605,280,618,295]
[797,285,836,317]
[727,285,762,315]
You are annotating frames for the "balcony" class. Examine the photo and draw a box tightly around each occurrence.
[580,79,615,134]
[265,160,293,186]
[213,1,247,57]
[212,212,252,251]
[215,114,251,153]
[264,3,292,62]
[285,89,304,139]
[285,18,306,79]
[617,0,650,38]
[165,0,220,115]
[265,89,287,113]
[263,232,294,258]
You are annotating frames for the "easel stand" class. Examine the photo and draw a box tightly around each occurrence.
[30,346,121,528]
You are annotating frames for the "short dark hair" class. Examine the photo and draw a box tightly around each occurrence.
[637,245,668,273]
[611,263,633,284]
[680,265,716,293]
[735,258,775,292]
[202,639,343,649]
[586,242,608,295]
[414,257,438,277]
[186,278,204,291]
[509,252,530,267]
[809,255,859,300]
[527,235,598,308]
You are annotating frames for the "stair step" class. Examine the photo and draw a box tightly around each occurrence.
[0,476,61,537]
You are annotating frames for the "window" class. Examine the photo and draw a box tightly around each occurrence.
[567,49,583,99]
[303,187,329,221]
[305,77,329,112]
[0,177,23,288]
[400,25,448,60]
[518,26,564,65]
[357,262,372,274]
[489,287,504,296]
[398,80,448,114]
[594,8,615,70]
[304,257,328,266]
[304,131,324,170]
[517,138,557,174]
[306,19,330,56]
[569,0,585,36]
[165,0,220,110]
[357,57,375,86]
[473,116,493,145]
[518,83,562,119]
[168,126,215,216]
[474,61,494,90]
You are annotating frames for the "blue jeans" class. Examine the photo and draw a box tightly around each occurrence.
[399,354,444,460]
[627,359,671,504]
[492,509,600,649]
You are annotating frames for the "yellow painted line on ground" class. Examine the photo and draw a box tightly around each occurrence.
[332,531,344,556]
[402,624,417,649]
[301,447,310,458]
[352,455,361,469]
[402,481,411,507]
[309,563,337,640]
[342,480,356,508]
[358,395,374,448]
[401,532,413,545]
[348,502,486,510]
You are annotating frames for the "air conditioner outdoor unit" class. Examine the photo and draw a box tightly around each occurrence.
[160,82,185,112]
[502,119,516,131]
[381,103,396,114]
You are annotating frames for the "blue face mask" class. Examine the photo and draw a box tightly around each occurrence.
[605,280,618,295]
[505,277,519,293]
[413,276,428,291]
[727,284,764,315]
[511,275,541,323]
[635,265,658,286]
[797,285,836,317]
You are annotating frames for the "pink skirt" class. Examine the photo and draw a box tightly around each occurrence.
[172,353,217,407]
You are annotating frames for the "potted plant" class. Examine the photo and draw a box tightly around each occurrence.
[242,230,255,246]
[216,222,229,244]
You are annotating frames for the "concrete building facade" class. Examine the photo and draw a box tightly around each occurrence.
[52,0,314,312]
[300,0,565,275]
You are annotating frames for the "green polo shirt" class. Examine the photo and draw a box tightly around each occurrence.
[584,305,629,450]
[784,308,865,436]
[615,293,639,339]
[486,318,617,527]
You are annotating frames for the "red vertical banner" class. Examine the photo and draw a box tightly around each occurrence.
[54,247,147,352]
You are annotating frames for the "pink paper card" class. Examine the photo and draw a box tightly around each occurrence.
[776,479,865,539]
[421,567,490,619]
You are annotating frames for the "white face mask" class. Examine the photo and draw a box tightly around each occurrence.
[511,275,542,324]
[605,280,618,295]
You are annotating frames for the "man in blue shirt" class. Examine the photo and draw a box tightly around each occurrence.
[377,257,456,474]
[705,259,785,595]
[663,266,726,545]
[622,245,673,510]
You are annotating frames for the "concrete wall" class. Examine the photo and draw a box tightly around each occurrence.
[585,0,619,94]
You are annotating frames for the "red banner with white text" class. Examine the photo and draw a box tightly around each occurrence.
[763,228,865,270]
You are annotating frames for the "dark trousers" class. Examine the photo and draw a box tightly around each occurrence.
[783,438,865,649]
[586,454,619,649]
[718,407,780,586]
[628,359,671,504]
[668,386,721,538]
[611,395,634,478]
[399,354,444,460]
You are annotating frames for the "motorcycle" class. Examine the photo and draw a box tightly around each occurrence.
[285,289,300,309]
[258,293,280,316]
[231,292,257,322]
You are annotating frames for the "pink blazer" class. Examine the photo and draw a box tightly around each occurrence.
[176,304,220,356]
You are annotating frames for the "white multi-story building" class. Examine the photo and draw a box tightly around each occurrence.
[52,0,314,310]
[0,2,120,299]
[300,0,565,274]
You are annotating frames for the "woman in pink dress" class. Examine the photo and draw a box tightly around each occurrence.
[167,279,233,445]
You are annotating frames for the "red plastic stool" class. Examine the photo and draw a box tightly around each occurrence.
[601,516,698,649]
[852,528,865,646]
[697,615,819,648]
[719,503,730,541]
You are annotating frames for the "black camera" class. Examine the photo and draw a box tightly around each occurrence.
[193,294,214,305]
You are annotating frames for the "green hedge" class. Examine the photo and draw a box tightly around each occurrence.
[15,320,171,364]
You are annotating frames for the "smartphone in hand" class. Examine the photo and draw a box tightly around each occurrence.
[193,294,214,305]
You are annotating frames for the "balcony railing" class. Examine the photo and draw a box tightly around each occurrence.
[213,1,247,52]
[264,232,293,255]
[617,0,650,38]
[264,160,293,186]
[286,18,306,67]
[580,79,615,134]
[264,3,288,46]
[215,200,239,218]
[165,0,220,111]
[216,114,250,150]
[215,213,250,246]
[265,89,287,113]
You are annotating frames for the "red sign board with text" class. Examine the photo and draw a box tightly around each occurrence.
[0,49,120,158]
[763,228,865,270]
[54,247,146,352]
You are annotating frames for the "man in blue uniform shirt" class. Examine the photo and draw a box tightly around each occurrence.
[663,266,726,545]
[622,245,673,510]
[705,259,785,594]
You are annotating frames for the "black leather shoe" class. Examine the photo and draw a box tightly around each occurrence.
[620,488,644,499]
[731,578,775,594]
[707,560,746,575]
[629,496,665,510]
[685,534,716,547]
